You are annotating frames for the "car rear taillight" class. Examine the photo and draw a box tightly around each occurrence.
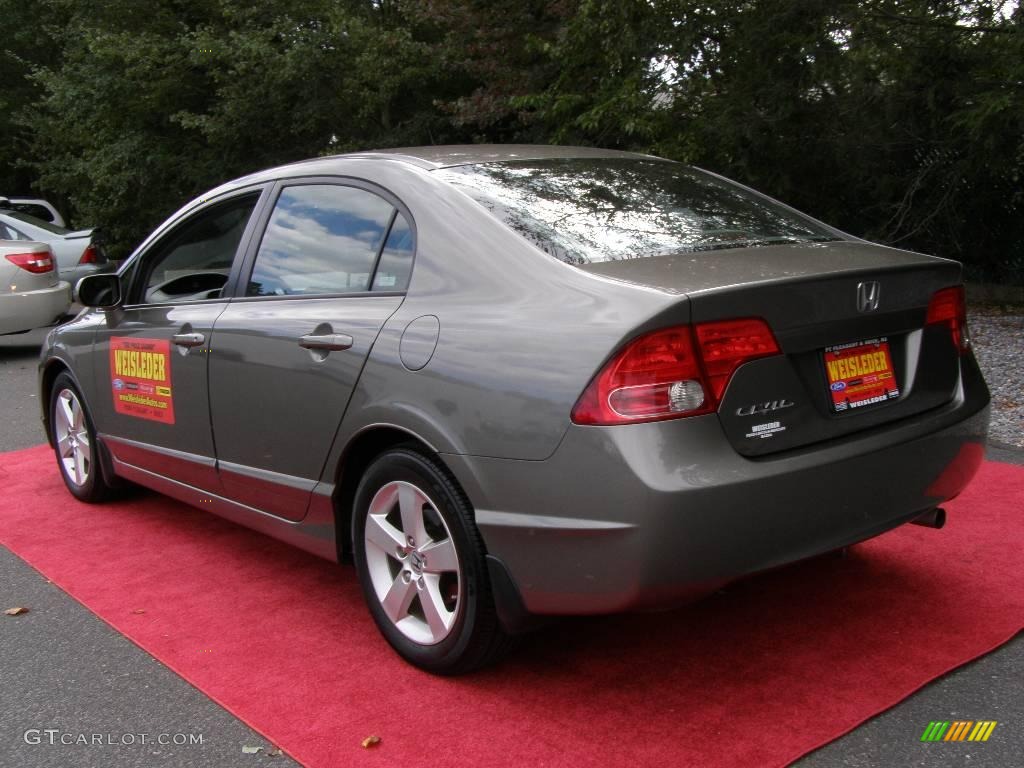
[571,318,780,425]
[78,244,99,264]
[4,251,54,274]
[694,318,781,402]
[926,286,969,352]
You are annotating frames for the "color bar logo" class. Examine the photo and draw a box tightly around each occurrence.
[920,721,997,742]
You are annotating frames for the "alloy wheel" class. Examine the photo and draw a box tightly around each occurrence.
[363,480,462,645]
[54,388,91,486]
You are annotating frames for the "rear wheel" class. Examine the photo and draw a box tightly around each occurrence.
[50,372,112,503]
[352,447,511,674]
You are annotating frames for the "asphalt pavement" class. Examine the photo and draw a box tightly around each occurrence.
[2,329,300,768]
[1,327,1020,767]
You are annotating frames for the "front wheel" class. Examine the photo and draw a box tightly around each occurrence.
[50,372,112,503]
[352,448,512,674]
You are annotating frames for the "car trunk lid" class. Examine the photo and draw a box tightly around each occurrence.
[580,241,964,456]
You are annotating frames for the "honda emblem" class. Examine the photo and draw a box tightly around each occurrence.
[856,281,880,313]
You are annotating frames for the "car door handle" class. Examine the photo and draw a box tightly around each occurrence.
[298,333,353,352]
[172,332,205,348]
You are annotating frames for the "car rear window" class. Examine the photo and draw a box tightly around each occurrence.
[436,158,840,265]
[4,210,69,235]
[10,203,55,223]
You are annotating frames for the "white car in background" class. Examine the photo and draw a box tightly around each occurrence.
[0,210,113,294]
[0,196,67,227]
[0,240,71,335]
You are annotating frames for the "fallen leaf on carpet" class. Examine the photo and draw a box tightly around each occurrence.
[242,745,263,754]
[268,747,283,757]
[361,735,381,748]
[4,607,29,616]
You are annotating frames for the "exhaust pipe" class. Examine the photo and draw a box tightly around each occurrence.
[910,508,946,529]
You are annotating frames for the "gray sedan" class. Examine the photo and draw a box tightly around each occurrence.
[39,145,990,673]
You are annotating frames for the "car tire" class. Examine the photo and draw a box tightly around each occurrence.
[352,447,513,674]
[50,372,113,503]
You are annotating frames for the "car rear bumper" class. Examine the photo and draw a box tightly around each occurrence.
[0,281,71,335]
[443,355,990,621]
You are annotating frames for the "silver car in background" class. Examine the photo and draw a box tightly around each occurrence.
[0,196,67,227]
[0,209,113,293]
[40,145,989,674]
[1,240,70,335]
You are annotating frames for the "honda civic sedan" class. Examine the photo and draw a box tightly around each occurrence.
[40,145,990,673]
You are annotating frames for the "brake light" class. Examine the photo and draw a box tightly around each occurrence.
[695,318,781,402]
[4,251,54,274]
[78,244,99,264]
[926,286,969,352]
[571,318,780,425]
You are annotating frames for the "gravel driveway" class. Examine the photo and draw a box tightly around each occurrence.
[969,310,1024,448]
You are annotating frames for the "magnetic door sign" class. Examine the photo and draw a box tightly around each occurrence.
[109,336,175,424]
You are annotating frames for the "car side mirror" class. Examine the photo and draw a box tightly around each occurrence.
[76,273,122,308]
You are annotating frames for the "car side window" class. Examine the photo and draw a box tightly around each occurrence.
[372,213,414,292]
[246,184,394,297]
[133,194,259,305]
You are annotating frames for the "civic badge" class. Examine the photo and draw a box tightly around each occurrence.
[856,281,880,313]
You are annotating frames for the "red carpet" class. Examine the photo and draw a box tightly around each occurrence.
[1,444,1021,767]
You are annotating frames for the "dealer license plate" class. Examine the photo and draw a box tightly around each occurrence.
[823,337,900,412]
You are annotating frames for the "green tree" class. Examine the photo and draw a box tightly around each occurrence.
[18,0,469,256]
[514,0,1022,279]
[0,0,67,194]
[6,0,1022,280]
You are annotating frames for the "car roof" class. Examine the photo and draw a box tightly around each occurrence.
[338,144,663,170]
[204,145,671,204]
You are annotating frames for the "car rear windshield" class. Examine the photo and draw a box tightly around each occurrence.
[436,158,841,265]
[9,203,55,223]
[5,210,69,235]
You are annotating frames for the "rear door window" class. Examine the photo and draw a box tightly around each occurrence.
[247,184,395,297]
[372,212,413,292]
